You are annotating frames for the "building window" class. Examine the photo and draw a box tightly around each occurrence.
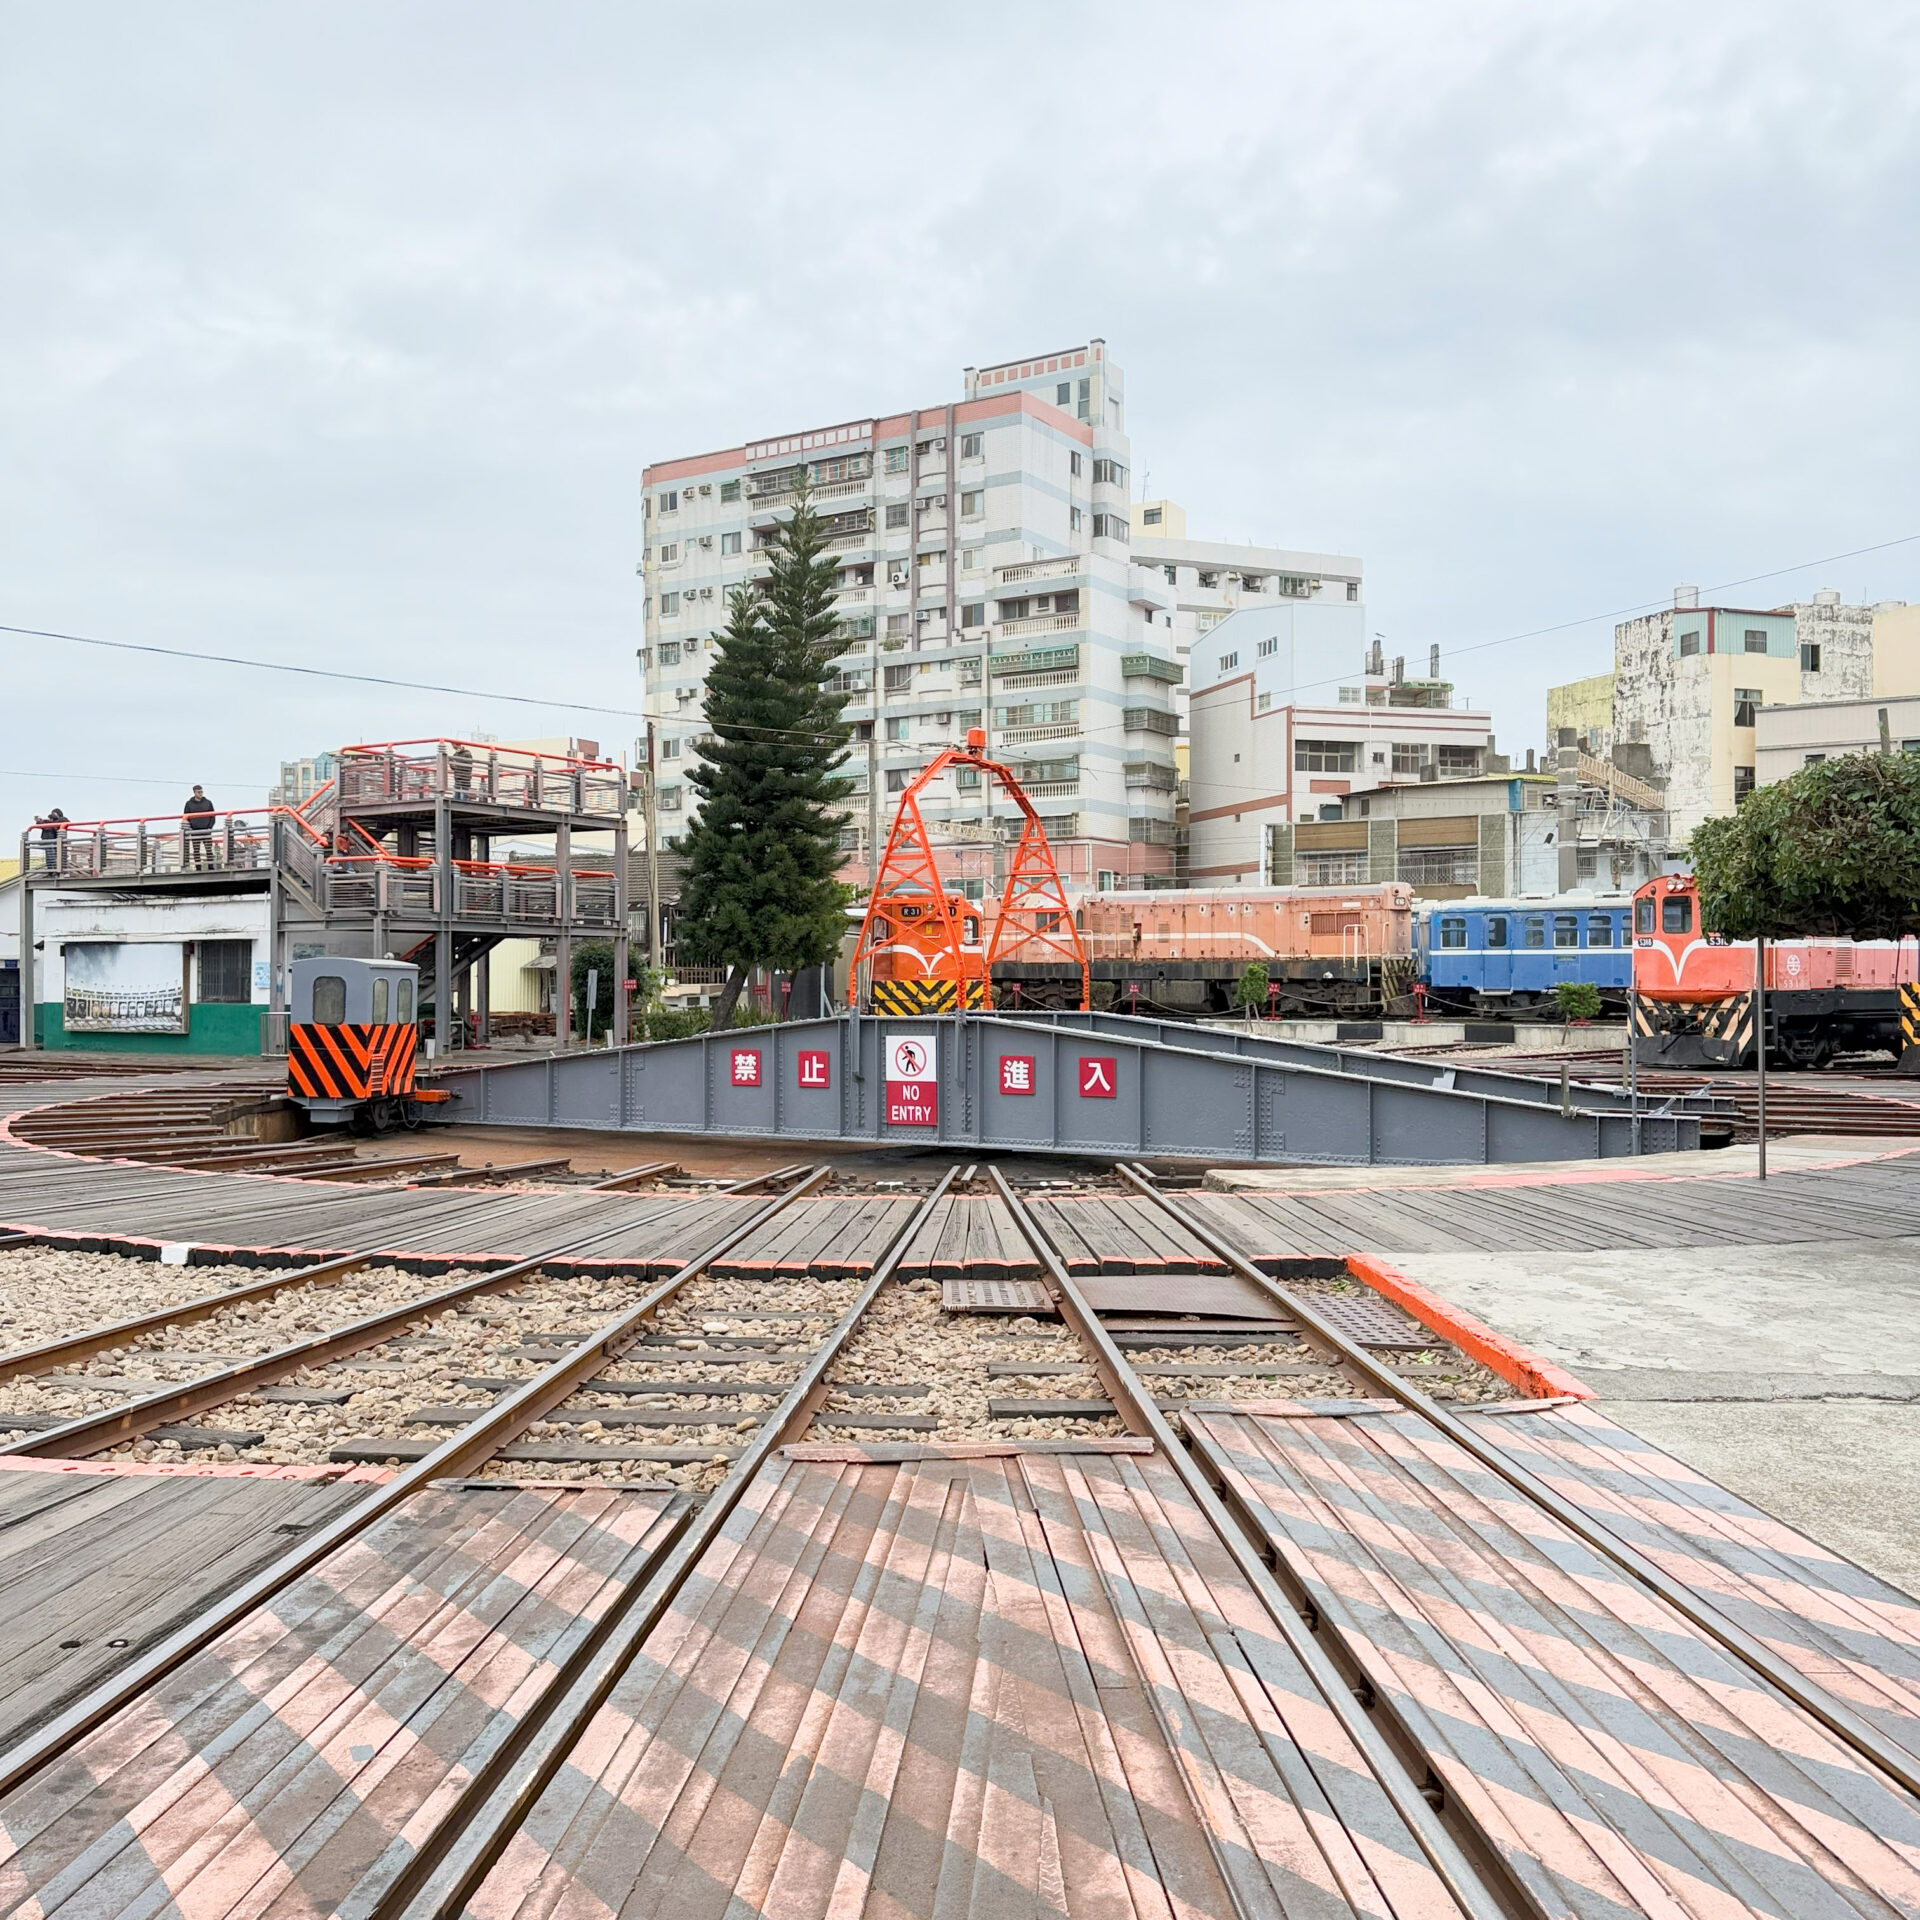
[1678,628,1701,657]
[659,543,678,564]
[916,436,945,457]
[886,613,910,637]
[659,490,678,513]
[884,715,909,740]
[1338,686,1361,704]
[885,769,911,792]
[884,666,911,694]
[658,785,682,812]
[660,736,680,759]
[1300,852,1369,885]
[1346,582,1359,602]
[884,445,909,473]
[1070,506,1083,532]
[960,603,985,628]
[1142,506,1163,526]
[719,480,740,502]
[1744,628,1768,653]
[1391,744,1426,776]
[954,766,981,789]
[1091,513,1130,543]
[1733,766,1756,804]
[1734,687,1761,728]
[1801,641,1822,672]
[1257,637,1277,658]
[1256,692,1272,711]
[961,489,985,518]
[197,940,252,1004]
[1093,458,1126,487]
[1295,740,1357,773]
[1576,848,1598,881]
[1437,745,1482,777]
[960,432,983,458]
[1554,914,1579,948]
[885,502,909,529]
[1398,847,1477,885]
[918,549,946,571]
[1198,570,1219,589]
[1804,752,1826,766]
[1486,915,1508,948]
[659,593,680,617]
[1069,451,1083,478]
[721,531,741,554]
[1219,652,1239,673]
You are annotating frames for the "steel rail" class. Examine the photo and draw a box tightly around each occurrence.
[0,1167,827,1800]
[584,1158,682,1191]
[985,1166,1508,1920]
[374,1166,961,1920]
[0,1176,797,1459]
[1114,1161,1920,1808]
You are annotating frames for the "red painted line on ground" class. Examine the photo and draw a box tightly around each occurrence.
[0,1455,392,1482]
[1344,1251,1596,1400]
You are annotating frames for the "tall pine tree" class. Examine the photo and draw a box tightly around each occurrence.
[672,479,854,1029]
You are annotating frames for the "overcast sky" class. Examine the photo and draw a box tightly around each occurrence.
[3,2,1917,832]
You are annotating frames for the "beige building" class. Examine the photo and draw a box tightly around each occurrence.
[1755,696,1920,786]
[1551,589,1920,843]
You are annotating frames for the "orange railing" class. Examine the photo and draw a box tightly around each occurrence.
[22,801,619,929]
[334,739,628,817]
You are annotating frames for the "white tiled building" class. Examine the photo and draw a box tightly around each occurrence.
[1187,612,1496,885]
[636,344,1365,896]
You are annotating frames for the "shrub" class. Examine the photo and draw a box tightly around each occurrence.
[1232,962,1270,1009]
[1554,981,1603,1023]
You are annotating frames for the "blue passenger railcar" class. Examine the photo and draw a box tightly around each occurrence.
[1416,896,1635,1010]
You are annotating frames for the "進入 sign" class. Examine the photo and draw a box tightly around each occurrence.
[883,1031,938,1127]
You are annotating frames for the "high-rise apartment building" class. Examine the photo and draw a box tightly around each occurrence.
[636,342,1362,894]
[267,752,337,810]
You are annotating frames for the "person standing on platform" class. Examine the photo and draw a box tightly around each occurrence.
[34,808,66,873]
[182,785,216,869]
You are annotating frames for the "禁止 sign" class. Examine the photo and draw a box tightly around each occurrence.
[1078,1055,1118,1099]
[884,1031,938,1127]
[797,1049,831,1089]
[730,1048,761,1087]
[998,1054,1036,1095]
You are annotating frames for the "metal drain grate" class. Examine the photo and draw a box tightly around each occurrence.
[1308,1290,1441,1349]
[942,1279,1055,1315]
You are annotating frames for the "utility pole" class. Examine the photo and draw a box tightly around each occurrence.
[643,722,661,983]
[1754,932,1768,1181]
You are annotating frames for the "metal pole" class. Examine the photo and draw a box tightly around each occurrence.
[1627,983,1640,1155]
[1755,930,1767,1181]
[643,722,660,988]
[16,834,34,1051]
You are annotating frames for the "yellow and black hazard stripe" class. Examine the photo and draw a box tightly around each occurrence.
[1902,982,1920,1051]
[870,978,989,1016]
[1633,996,1754,1053]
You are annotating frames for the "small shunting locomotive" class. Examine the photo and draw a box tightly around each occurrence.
[286,956,450,1131]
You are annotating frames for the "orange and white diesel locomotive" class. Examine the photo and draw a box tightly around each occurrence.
[1631,874,1920,1069]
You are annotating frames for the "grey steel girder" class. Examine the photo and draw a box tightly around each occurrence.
[430,1011,1701,1165]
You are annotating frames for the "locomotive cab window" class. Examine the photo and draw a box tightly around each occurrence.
[1485,915,1508,947]
[311,975,346,1024]
[1439,917,1467,949]
[1662,896,1693,934]
[371,977,389,1023]
[1554,915,1579,948]
[1588,916,1613,947]
[397,978,414,1022]
[1635,897,1655,934]
[1524,917,1545,948]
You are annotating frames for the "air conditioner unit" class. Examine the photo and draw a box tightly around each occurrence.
[936,712,952,726]
[890,570,910,588]
[699,535,713,549]
[699,483,712,495]
[699,586,714,600]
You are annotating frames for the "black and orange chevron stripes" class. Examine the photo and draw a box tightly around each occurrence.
[288,1022,419,1104]
[870,977,989,1016]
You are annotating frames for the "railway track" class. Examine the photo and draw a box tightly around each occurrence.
[0,1163,1916,1915]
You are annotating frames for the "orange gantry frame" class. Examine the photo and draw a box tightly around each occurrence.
[851,729,1090,1014]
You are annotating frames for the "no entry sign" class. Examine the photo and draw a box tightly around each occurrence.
[883,1031,938,1127]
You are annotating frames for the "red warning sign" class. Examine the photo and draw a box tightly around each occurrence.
[883,1032,939,1127]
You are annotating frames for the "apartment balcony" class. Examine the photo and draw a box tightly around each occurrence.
[1020,780,1081,800]
[997,612,1080,641]
[995,555,1082,587]
[1122,707,1180,737]
[997,723,1081,746]
[1121,652,1183,685]
[1124,761,1179,791]
[995,667,1080,691]
[993,642,1080,677]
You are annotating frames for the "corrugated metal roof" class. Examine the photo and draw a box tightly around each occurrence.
[466,1441,1478,1919]
[1185,1400,1920,1918]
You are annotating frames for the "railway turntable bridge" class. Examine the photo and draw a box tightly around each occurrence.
[432,1008,1717,1164]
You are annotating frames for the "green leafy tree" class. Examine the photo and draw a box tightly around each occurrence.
[568,939,628,1040]
[672,480,854,1029]
[1232,962,1270,1009]
[1690,752,1920,939]
[1553,980,1602,1023]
